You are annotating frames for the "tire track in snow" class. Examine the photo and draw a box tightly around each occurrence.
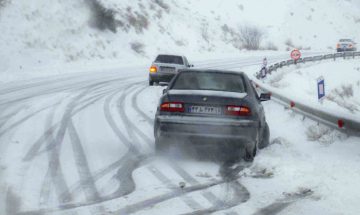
[67,120,101,202]
[22,77,134,162]
[179,181,249,215]
[113,175,245,215]
[147,165,203,211]
[0,101,61,138]
[64,86,140,200]
[67,119,107,214]
[251,189,314,215]
[18,176,234,215]
[38,81,116,207]
[131,86,154,124]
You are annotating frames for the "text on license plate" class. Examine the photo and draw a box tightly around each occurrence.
[188,106,222,115]
[161,68,175,73]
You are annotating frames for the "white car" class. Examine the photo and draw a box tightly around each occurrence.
[148,54,193,86]
[337,39,357,52]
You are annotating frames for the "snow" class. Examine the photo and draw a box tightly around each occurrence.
[259,59,360,122]
[1,0,360,214]
[1,68,360,214]
[0,0,360,82]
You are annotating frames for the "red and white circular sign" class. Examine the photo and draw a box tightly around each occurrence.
[290,49,301,60]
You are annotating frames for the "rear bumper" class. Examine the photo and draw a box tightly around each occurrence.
[155,115,258,144]
[337,48,355,52]
[149,73,176,82]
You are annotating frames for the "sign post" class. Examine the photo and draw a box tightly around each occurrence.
[291,49,301,64]
[317,76,325,102]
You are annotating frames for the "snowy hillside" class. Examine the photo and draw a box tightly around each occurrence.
[0,0,360,80]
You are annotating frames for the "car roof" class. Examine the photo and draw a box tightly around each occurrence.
[178,69,245,76]
[156,54,185,58]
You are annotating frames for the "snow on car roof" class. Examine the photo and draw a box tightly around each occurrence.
[168,89,248,99]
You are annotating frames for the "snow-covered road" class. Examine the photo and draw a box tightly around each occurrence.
[1,54,360,215]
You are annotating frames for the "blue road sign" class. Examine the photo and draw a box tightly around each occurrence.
[317,77,325,100]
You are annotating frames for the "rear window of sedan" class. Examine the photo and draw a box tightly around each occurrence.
[155,55,184,65]
[171,71,246,93]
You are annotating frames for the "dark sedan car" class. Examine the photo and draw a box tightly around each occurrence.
[154,69,271,161]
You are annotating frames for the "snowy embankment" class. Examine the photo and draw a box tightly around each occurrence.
[255,59,360,123]
[1,0,360,82]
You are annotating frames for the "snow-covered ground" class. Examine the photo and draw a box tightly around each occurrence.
[1,0,360,214]
[1,0,360,82]
[1,58,360,215]
[258,58,360,122]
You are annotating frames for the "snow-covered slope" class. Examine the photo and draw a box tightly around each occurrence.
[0,0,360,80]
[260,59,360,122]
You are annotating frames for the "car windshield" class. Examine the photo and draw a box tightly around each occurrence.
[155,55,184,65]
[171,71,246,93]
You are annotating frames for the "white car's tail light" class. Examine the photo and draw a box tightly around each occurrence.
[150,66,157,73]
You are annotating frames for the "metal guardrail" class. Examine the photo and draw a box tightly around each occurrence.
[255,51,360,136]
[267,51,360,73]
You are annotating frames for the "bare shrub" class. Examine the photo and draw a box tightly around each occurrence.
[201,22,210,43]
[221,24,242,50]
[0,0,9,8]
[306,124,331,142]
[238,25,264,50]
[130,42,145,55]
[285,38,294,47]
[126,10,149,33]
[265,42,278,51]
[152,0,170,12]
[88,0,119,33]
[354,17,360,23]
[327,84,358,113]
[306,124,346,145]
[175,40,186,46]
[334,84,354,98]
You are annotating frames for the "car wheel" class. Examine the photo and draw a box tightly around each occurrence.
[259,122,270,149]
[155,136,168,154]
[244,144,256,162]
[149,80,154,86]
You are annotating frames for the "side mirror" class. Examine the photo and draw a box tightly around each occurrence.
[162,89,168,94]
[260,93,271,102]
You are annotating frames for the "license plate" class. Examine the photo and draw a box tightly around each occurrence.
[188,106,222,115]
[161,67,175,73]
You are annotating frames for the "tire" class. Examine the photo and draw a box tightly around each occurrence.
[155,136,169,154]
[149,80,154,86]
[259,123,270,149]
[244,144,256,162]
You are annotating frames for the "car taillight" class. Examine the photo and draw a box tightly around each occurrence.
[150,66,157,73]
[225,105,251,116]
[349,44,353,48]
[160,102,185,112]
[336,43,340,48]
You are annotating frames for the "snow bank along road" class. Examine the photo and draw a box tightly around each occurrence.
[1,54,360,215]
